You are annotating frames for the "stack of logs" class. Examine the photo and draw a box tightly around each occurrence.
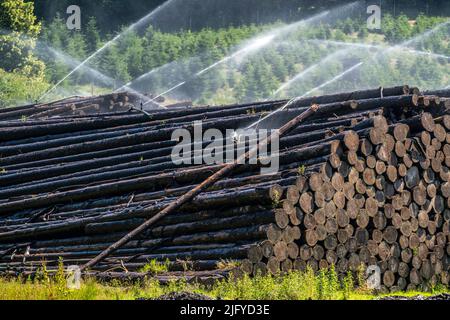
[0,85,449,290]
[0,92,142,121]
[243,113,450,292]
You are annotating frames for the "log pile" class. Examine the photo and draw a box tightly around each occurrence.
[247,113,450,292]
[0,85,449,291]
[0,93,145,121]
[0,92,192,122]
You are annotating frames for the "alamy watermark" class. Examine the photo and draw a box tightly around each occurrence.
[66,5,81,30]
[171,121,280,175]
[367,5,381,30]
[66,265,82,289]
[366,265,381,290]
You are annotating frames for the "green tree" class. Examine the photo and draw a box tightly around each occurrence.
[98,45,131,86]
[84,17,101,53]
[342,18,355,35]
[0,0,41,36]
[120,30,145,78]
[384,14,412,43]
[266,50,288,82]
[0,68,48,107]
[394,15,413,42]
[358,27,369,39]
[382,14,396,42]
[0,0,44,76]
[334,29,347,41]
[41,15,69,50]
[66,33,87,59]
[40,16,72,83]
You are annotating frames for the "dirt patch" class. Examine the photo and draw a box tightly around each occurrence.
[139,292,215,300]
[379,294,450,301]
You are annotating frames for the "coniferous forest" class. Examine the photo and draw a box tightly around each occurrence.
[0,0,449,107]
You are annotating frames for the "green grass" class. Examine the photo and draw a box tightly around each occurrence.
[1,263,448,300]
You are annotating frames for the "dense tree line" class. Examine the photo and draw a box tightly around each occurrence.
[32,0,450,34]
[37,11,449,105]
[0,0,449,107]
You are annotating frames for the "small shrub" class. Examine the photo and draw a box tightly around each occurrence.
[139,259,170,274]
[343,271,354,300]
[298,165,306,175]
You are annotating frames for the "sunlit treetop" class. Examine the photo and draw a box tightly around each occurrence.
[0,0,41,37]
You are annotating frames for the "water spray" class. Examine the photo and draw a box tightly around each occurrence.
[139,34,282,107]
[37,0,173,103]
[309,39,450,61]
[400,20,450,48]
[273,47,359,97]
[297,62,364,98]
[43,46,116,87]
[45,45,157,107]
[274,19,450,107]
[125,1,361,107]
[1,30,154,105]
[247,62,363,130]
[138,8,341,107]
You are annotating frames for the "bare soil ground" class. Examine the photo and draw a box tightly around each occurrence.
[379,294,450,301]
[142,292,215,300]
